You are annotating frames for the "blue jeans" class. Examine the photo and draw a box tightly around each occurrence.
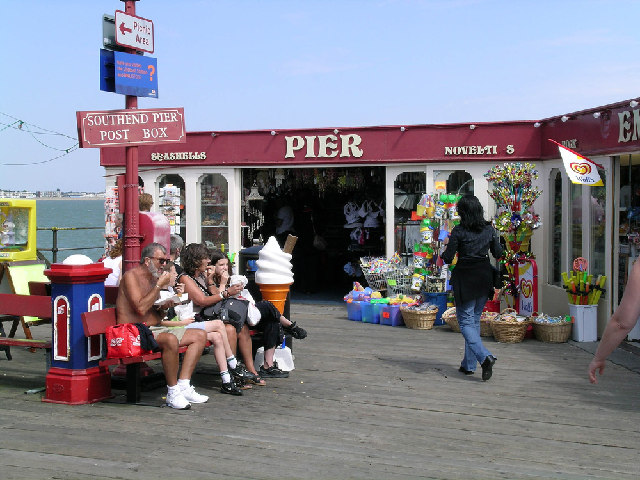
[457,296,492,371]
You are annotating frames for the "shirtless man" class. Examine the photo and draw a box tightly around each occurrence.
[116,242,209,409]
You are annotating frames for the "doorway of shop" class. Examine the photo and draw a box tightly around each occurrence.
[241,167,386,303]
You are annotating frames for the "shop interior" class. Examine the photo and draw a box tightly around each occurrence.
[241,167,386,298]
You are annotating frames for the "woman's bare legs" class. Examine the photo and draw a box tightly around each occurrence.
[203,319,234,358]
[207,331,228,374]
[237,324,257,374]
[224,323,238,356]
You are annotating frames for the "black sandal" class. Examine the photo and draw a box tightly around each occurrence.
[244,371,266,386]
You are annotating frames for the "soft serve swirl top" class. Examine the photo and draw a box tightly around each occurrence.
[255,236,294,285]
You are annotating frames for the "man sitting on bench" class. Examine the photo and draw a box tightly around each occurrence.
[116,242,209,410]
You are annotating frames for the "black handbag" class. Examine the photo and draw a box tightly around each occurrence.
[202,298,249,333]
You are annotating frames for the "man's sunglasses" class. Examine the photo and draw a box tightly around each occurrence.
[151,257,169,265]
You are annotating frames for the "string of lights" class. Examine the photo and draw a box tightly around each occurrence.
[0,112,80,166]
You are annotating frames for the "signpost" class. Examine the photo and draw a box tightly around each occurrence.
[76,108,186,148]
[92,1,167,271]
[114,10,154,53]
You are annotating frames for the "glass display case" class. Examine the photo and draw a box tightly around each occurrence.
[159,174,185,240]
[200,173,229,250]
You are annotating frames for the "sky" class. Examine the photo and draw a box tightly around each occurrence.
[1,0,639,193]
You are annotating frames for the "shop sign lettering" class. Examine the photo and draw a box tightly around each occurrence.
[618,109,640,143]
[150,152,207,161]
[561,139,579,149]
[444,145,514,155]
[285,134,364,159]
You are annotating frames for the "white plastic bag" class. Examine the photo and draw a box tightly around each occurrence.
[253,346,295,372]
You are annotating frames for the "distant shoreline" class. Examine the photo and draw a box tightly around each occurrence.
[35,197,104,201]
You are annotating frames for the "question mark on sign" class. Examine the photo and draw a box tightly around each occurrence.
[148,65,155,81]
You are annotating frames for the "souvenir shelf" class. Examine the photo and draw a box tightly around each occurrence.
[159,184,181,235]
[200,174,229,249]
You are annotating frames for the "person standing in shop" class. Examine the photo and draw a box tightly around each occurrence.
[441,194,504,381]
[275,202,296,248]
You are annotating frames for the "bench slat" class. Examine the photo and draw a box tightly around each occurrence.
[0,293,52,319]
[0,338,51,349]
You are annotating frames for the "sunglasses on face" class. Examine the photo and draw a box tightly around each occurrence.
[151,257,169,265]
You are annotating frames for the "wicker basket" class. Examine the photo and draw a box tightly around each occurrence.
[480,311,498,337]
[533,322,572,343]
[490,308,529,343]
[400,307,438,330]
[442,307,460,332]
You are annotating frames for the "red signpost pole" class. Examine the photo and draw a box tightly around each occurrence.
[122,0,141,272]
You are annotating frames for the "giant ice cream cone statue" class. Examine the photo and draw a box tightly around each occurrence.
[255,236,295,314]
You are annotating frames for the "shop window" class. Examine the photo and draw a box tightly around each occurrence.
[158,174,185,240]
[569,182,583,265]
[617,154,640,305]
[394,171,426,263]
[446,171,474,196]
[589,169,606,277]
[549,169,562,286]
[569,168,606,279]
[200,174,229,250]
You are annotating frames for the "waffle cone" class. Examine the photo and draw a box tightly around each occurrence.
[258,283,292,314]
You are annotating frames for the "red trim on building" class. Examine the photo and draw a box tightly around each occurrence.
[100,98,640,167]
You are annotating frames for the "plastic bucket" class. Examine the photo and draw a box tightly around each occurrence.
[422,292,448,325]
[346,301,362,321]
[380,304,404,326]
[361,302,380,324]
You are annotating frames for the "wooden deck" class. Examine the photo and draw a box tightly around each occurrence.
[1,303,639,480]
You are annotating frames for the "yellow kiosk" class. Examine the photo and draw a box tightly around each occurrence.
[0,199,49,345]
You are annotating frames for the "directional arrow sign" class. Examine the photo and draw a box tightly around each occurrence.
[114,10,154,53]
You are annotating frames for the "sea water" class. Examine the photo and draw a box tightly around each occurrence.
[36,199,105,263]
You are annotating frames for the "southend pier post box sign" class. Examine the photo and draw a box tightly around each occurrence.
[76,107,186,148]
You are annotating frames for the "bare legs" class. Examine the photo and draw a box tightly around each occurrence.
[202,319,234,359]
[157,329,207,387]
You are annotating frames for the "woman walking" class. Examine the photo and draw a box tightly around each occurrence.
[441,195,504,381]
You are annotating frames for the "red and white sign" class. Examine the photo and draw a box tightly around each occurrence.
[115,10,154,53]
[53,296,70,362]
[76,108,187,148]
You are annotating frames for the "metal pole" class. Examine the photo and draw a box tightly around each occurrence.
[52,228,58,264]
[122,0,141,272]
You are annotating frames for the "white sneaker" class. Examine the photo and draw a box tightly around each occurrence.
[180,385,209,404]
[166,389,191,410]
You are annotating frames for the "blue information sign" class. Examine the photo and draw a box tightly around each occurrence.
[99,49,158,98]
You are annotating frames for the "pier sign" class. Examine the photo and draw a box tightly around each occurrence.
[76,108,186,148]
[115,10,154,53]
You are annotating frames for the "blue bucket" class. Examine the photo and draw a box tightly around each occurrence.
[422,292,448,325]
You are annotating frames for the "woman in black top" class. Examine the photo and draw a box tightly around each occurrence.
[441,195,504,381]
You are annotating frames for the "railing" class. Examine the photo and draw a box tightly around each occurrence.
[37,226,105,266]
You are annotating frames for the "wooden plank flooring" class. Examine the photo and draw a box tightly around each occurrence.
[1,303,639,480]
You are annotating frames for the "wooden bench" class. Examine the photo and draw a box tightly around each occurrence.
[0,293,52,361]
[81,307,192,403]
